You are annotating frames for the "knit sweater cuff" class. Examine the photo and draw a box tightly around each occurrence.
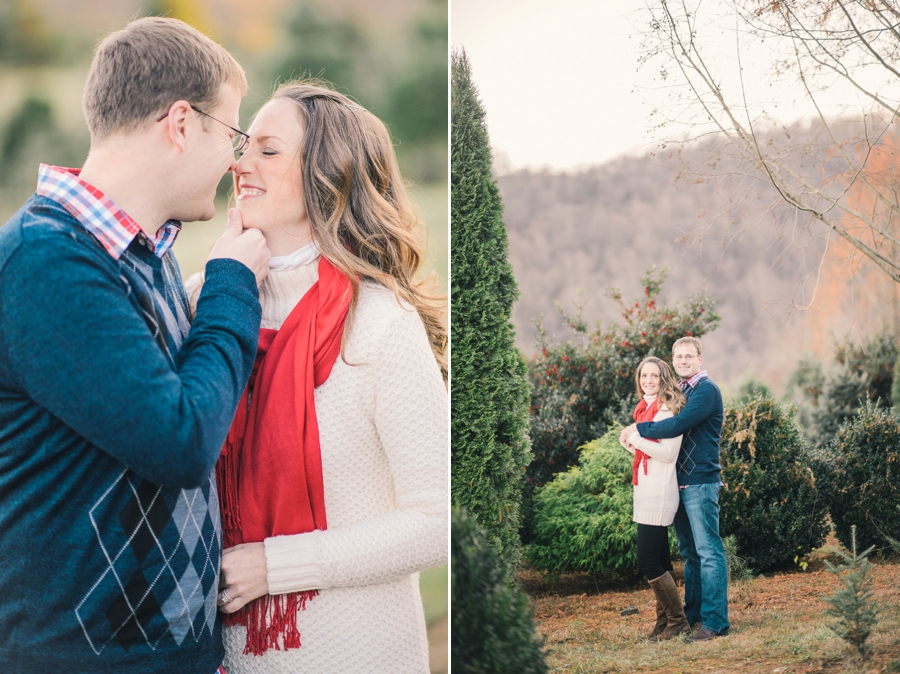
[264,531,325,595]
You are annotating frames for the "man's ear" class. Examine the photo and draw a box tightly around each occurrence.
[160,100,192,153]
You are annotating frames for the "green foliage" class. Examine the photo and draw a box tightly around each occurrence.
[719,398,828,571]
[812,402,900,551]
[785,352,825,406]
[732,376,773,405]
[835,331,898,406]
[387,16,447,144]
[823,526,878,660]
[0,1,59,65]
[527,427,676,577]
[788,331,897,449]
[450,49,532,576]
[0,97,78,192]
[722,534,753,582]
[273,4,367,92]
[270,2,447,183]
[527,267,719,501]
[451,508,548,674]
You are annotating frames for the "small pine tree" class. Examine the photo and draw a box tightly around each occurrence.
[451,509,548,674]
[822,526,878,660]
[450,48,532,575]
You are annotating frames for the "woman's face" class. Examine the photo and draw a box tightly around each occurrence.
[639,362,661,396]
[233,98,308,240]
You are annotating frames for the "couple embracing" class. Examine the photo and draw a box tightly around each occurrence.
[619,336,730,643]
[0,16,446,674]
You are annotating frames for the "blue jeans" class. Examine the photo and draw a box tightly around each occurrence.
[673,482,730,634]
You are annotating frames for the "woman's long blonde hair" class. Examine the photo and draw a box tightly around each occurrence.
[268,81,447,379]
[634,356,685,414]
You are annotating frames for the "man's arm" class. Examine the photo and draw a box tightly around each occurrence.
[635,384,719,440]
[1,234,260,488]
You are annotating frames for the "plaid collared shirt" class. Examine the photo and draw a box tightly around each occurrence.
[35,164,181,259]
[679,369,708,391]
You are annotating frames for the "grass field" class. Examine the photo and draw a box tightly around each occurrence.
[524,539,900,673]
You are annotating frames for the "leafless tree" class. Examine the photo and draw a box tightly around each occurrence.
[643,0,900,283]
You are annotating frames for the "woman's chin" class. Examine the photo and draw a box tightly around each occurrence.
[234,208,259,229]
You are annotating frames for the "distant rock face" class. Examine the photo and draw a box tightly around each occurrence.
[497,135,897,392]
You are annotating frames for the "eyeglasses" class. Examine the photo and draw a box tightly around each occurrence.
[156,104,250,153]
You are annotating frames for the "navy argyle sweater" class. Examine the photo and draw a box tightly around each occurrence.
[636,377,724,486]
[0,196,260,673]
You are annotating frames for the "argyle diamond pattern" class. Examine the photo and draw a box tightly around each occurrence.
[677,432,698,476]
[75,470,221,654]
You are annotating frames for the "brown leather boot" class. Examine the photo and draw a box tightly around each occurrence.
[646,598,667,640]
[647,572,690,641]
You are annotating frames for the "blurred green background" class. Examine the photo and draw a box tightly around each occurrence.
[0,0,447,671]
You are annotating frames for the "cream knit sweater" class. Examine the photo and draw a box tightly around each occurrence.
[620,397,682,527]
[191,256,448,673]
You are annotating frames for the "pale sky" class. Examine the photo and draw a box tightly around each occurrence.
[452,0,884,170]
[452,0,652,169]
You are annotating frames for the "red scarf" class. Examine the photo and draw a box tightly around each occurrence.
[216,256,351,655]
[631,397,660,486]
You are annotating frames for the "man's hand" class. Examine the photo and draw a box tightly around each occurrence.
[208,208,270,285]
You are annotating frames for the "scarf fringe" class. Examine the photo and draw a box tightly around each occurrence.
[216,436,243,535]
[224,590,319,656]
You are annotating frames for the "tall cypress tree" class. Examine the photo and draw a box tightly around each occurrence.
[451,48,532,574]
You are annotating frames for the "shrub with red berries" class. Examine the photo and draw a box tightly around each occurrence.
[523,267,719,537]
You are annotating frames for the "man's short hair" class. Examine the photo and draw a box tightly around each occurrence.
[672,336,703,356]
[82,17,248,140]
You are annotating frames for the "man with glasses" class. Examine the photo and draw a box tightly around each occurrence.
[622,336,730,643]
[0,17,269,674]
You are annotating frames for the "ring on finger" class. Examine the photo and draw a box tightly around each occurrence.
[218,589,234,605]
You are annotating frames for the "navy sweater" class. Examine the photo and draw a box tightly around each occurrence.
[0,196,260,673]
[636,378,724,486]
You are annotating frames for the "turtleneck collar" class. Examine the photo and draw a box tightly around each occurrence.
[268,241,321,272]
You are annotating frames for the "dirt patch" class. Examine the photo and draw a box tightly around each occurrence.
[523,559,900,673]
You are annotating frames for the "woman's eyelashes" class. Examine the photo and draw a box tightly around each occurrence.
[236,147,278,158]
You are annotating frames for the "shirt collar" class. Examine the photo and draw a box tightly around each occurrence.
[679,370,708,391]
[35,164,181,260]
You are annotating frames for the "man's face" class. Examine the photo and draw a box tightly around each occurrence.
[672,344,702,379]
[174,82,242,222]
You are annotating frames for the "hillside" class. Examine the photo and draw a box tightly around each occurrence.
[497,135,897,390]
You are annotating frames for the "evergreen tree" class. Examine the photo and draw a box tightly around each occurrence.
[807,362,870,449]
[451,509,548,674]
[451,48,532,574]
[823,526,878,660]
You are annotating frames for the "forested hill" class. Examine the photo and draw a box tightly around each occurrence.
[496,137,891,390]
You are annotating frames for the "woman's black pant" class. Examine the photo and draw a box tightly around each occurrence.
[637,523,673,581]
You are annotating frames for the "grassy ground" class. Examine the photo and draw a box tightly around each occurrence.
[421,563,449,674]
[523,540,900,674]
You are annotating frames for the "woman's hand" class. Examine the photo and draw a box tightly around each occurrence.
[619,425,637,446]
[217,542,269,613]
